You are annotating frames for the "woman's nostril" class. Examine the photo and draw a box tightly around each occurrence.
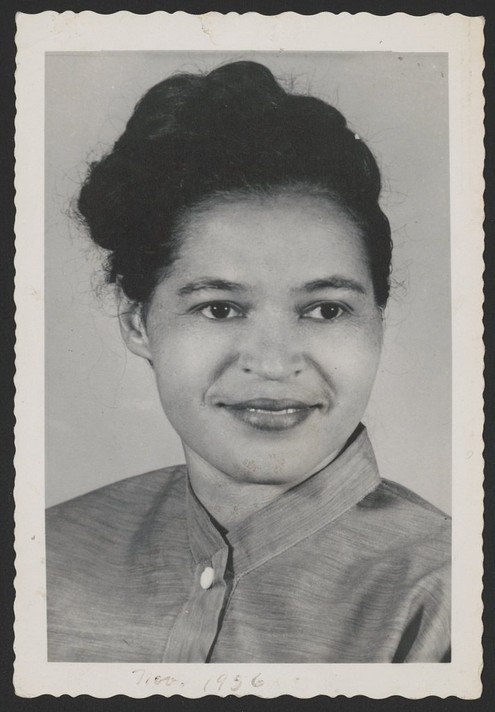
[239,356,304,380]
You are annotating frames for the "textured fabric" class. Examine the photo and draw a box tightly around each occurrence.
[46,427,451,663]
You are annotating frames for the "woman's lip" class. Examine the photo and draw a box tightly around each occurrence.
[219,400,319,432]
[219,398,319,411]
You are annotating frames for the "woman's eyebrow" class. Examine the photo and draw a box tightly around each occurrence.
[300,277,367,294]
[177,278,247,296]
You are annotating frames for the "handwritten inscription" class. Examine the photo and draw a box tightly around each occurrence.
[131,668,265,694]
[132,669,182,688]
[204,672,264,693]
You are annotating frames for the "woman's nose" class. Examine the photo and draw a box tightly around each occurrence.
[237,318,305,380]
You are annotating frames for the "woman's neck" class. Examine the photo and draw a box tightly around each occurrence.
[183,445,341,531]
[183,448,297,531]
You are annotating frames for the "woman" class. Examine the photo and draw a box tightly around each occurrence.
[46,60,451,663]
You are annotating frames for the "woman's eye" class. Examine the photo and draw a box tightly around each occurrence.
[199,303,242,320]
[304,303,345,321]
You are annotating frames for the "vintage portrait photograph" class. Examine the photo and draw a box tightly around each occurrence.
[13,11,484,699]
[45,50,453,665]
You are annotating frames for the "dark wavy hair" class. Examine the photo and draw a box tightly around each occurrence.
[77,60,392,307]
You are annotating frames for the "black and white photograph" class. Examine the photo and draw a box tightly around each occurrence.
[13,11,484,698]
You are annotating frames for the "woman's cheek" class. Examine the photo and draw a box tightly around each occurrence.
[329,321,382,393]
[152,333,225,400]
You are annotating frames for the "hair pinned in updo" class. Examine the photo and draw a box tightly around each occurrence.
[77,60,392,307]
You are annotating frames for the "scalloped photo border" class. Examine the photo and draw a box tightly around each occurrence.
[13,10,485,699]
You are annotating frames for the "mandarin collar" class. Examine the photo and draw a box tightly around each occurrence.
[186,425,381,575]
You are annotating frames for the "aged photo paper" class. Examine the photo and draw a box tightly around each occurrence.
[14,11,484,698]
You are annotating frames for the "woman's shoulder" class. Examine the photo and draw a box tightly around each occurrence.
[46,464,187,542]
[371,477,450,517]
[354,477,451,562]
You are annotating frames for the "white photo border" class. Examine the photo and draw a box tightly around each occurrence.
[14,11,484,699]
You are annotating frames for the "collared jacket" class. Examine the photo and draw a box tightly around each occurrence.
[46,427,451,662]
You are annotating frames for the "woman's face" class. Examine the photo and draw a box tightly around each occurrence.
[123,192,384,487]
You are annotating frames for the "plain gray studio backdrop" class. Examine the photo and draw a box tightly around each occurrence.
[45,51,451,512]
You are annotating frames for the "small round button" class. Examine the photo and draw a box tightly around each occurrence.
[200,566,214,590]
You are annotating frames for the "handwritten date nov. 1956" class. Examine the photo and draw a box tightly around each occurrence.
[132,668,264,693]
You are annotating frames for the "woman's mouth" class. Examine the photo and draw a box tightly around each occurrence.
[219,398,320,432]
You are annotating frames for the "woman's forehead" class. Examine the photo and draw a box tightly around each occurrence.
[170,192,370,283]
[180,188,353,229]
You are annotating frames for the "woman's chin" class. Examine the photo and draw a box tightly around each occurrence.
[218,452,332,489]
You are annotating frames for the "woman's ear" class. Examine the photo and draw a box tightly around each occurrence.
[118,304,153,361]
